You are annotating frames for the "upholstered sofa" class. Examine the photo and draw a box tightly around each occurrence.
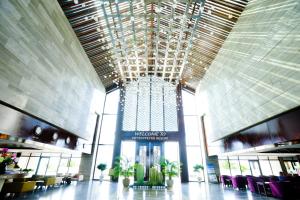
[269,177,300,199]
[1,181,36,194]
[43,177,56,188]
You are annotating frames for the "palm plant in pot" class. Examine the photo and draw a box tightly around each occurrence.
[161,159,180,189]
[113,156,134,188]
[193,164,204,182]
[97,163,107,182]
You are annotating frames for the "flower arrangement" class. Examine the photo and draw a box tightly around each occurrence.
[0,148,16,174]
[0,148,16,164]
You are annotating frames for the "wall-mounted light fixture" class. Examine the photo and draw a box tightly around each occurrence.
[52,132,59,141]
[65,137,71,144]
[34,126,42,136]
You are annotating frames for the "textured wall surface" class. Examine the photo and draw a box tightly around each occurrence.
[196,0,300,142]
[0,0,105,140]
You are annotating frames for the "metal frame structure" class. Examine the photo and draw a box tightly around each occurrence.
[58,0,248,91]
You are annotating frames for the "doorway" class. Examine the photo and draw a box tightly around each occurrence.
[249,160,262,176]
[135,142,164,180]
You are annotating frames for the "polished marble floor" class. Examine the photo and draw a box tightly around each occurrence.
[5,180,276,200]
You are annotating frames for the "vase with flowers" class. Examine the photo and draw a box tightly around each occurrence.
[0,148,16,174]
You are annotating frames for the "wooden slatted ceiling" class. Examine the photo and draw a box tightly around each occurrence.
[58,0,248,92]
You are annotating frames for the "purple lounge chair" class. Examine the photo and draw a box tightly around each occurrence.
[231,175,247,190]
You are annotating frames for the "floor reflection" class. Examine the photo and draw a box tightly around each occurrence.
[8,180,276,200]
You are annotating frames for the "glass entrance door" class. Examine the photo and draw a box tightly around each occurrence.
[136,142,164,180]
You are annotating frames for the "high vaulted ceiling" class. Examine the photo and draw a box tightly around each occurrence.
[58,0,248,92]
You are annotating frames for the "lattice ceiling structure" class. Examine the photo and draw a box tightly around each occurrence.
[58,0,248,92]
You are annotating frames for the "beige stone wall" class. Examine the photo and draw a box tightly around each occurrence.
[0,0,105,139]
[196,0,300,142]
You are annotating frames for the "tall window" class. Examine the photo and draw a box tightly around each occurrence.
[219,158,231,175]
[93,89,119,180]
[18,152,81,176]
[229,156,241,175]
[182,90,204,181]
[218,156,283,176]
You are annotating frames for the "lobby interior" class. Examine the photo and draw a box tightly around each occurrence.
[0,0,300,199]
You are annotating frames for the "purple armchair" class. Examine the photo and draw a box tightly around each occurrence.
[246,176,258,193]
[231,175,247,190]
[220,175,232,187]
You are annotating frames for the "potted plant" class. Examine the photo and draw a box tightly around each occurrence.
[113,157,134,188]
[161,159,179,189]
[193,164,204,182]
[97,163,107,182]
[134,163,145,185]
[22,168,32,174]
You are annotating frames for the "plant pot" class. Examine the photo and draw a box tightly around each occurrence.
[197,177,202,182]
[123,177,130,188]
[99,174,104,182]
[166,179,174,189]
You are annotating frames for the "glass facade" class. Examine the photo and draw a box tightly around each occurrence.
[18,152,81,176]
[92,87,205,182]
[164,142,180,163]
[93,89,120,180]
[182,90,204,181]
[219,156,283,176]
